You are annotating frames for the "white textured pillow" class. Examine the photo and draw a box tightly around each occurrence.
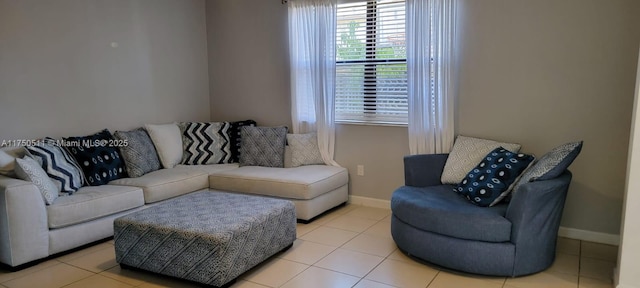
[287,133,324,167]
[144,123,183,169]
[0,147,28,178]
[441,136,521,184]
[15,156,59,205]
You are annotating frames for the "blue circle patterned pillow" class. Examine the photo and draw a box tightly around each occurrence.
[65,129,128,186]
[454,147,534,207]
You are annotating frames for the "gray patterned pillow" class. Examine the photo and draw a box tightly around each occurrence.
[114,129,161,178]
[441,136,521,184]
[239,126,287,167]
[512,141,583,192]
[178,122,232,165]
[287,133,324,167]
[15,156,59,205]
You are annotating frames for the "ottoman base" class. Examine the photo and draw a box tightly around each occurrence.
[119,264,236,288]
[119,243,293,288]
[114,191,297,287]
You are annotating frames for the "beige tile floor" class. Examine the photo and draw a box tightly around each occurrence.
[0,204,618,288]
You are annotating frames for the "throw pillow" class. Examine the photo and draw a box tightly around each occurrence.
[15,156,59,205]
[178,122,232,165]
[227,120,257,163]
[65,129,128,186]
[26,138,84,194]
[0,147,28,178]
[512,141,583,193]
[144,123,183,169]
[454,147,534,207]
[287,133,324,167]
[441,136,521,184]
[114,128,161,178]
[239,126,287,167]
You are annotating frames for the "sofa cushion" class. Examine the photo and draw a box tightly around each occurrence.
[113,128,161,178]
[441,136,521,185]
[65,130,128,186]
[391,185,512,242]
[455,147,534,207]
[144,123,183,169]
[287,133,324,167]
[227,120,256,163]
[15,156,59,205]
[239,126,287,167]
[210,165,348,200]
[178,122,232,165]
[109,166,209,203]
[26,138,84,194]
[47,185,144,229]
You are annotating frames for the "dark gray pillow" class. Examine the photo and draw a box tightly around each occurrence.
[239,126,287,167]
[228,120,257,163]
[114,129,161,178]
[512,141,583,192]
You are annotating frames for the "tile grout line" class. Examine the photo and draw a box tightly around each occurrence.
[308,211,396,287]
[424,270,440,288]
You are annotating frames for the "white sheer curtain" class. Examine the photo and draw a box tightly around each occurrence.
[407,0,456,155]
[288,0,339,166]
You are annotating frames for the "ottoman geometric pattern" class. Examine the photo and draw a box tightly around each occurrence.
[114,191,296,287]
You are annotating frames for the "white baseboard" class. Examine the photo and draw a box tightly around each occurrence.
[348,195,621,245]
[617,285,639,288]
[558,227,620,246]
[348,195,390,210]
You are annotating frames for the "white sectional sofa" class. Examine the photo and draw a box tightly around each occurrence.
[0,145,349,268]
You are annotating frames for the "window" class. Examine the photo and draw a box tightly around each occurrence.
[335,0,407,125]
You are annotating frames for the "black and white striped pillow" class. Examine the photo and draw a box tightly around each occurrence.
[26,138,84,194]
[179,122,232,165]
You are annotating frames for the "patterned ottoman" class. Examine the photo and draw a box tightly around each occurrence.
[114,191,296,287]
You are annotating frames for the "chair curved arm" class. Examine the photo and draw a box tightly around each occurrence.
[403,154,449,187]
[505,171,572,275]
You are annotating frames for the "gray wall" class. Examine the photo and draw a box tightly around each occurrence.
[0,0,210,140]
[456,0,640,235]
[206,0,291,126]
[206,0,640,236]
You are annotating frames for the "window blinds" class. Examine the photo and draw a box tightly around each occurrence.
[336,0,407,125]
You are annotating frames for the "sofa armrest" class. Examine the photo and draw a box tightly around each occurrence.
[0,175,49,267]
[403,154,449,187]
[505,171,572,275]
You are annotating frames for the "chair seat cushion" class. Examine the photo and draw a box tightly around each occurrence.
[391,185,512,242]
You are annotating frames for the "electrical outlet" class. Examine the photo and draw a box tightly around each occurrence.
[357,165,364,176]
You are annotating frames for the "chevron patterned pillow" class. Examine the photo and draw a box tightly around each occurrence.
[239,126,287,167]
[26,138,84,194]
[178,122,232,165]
